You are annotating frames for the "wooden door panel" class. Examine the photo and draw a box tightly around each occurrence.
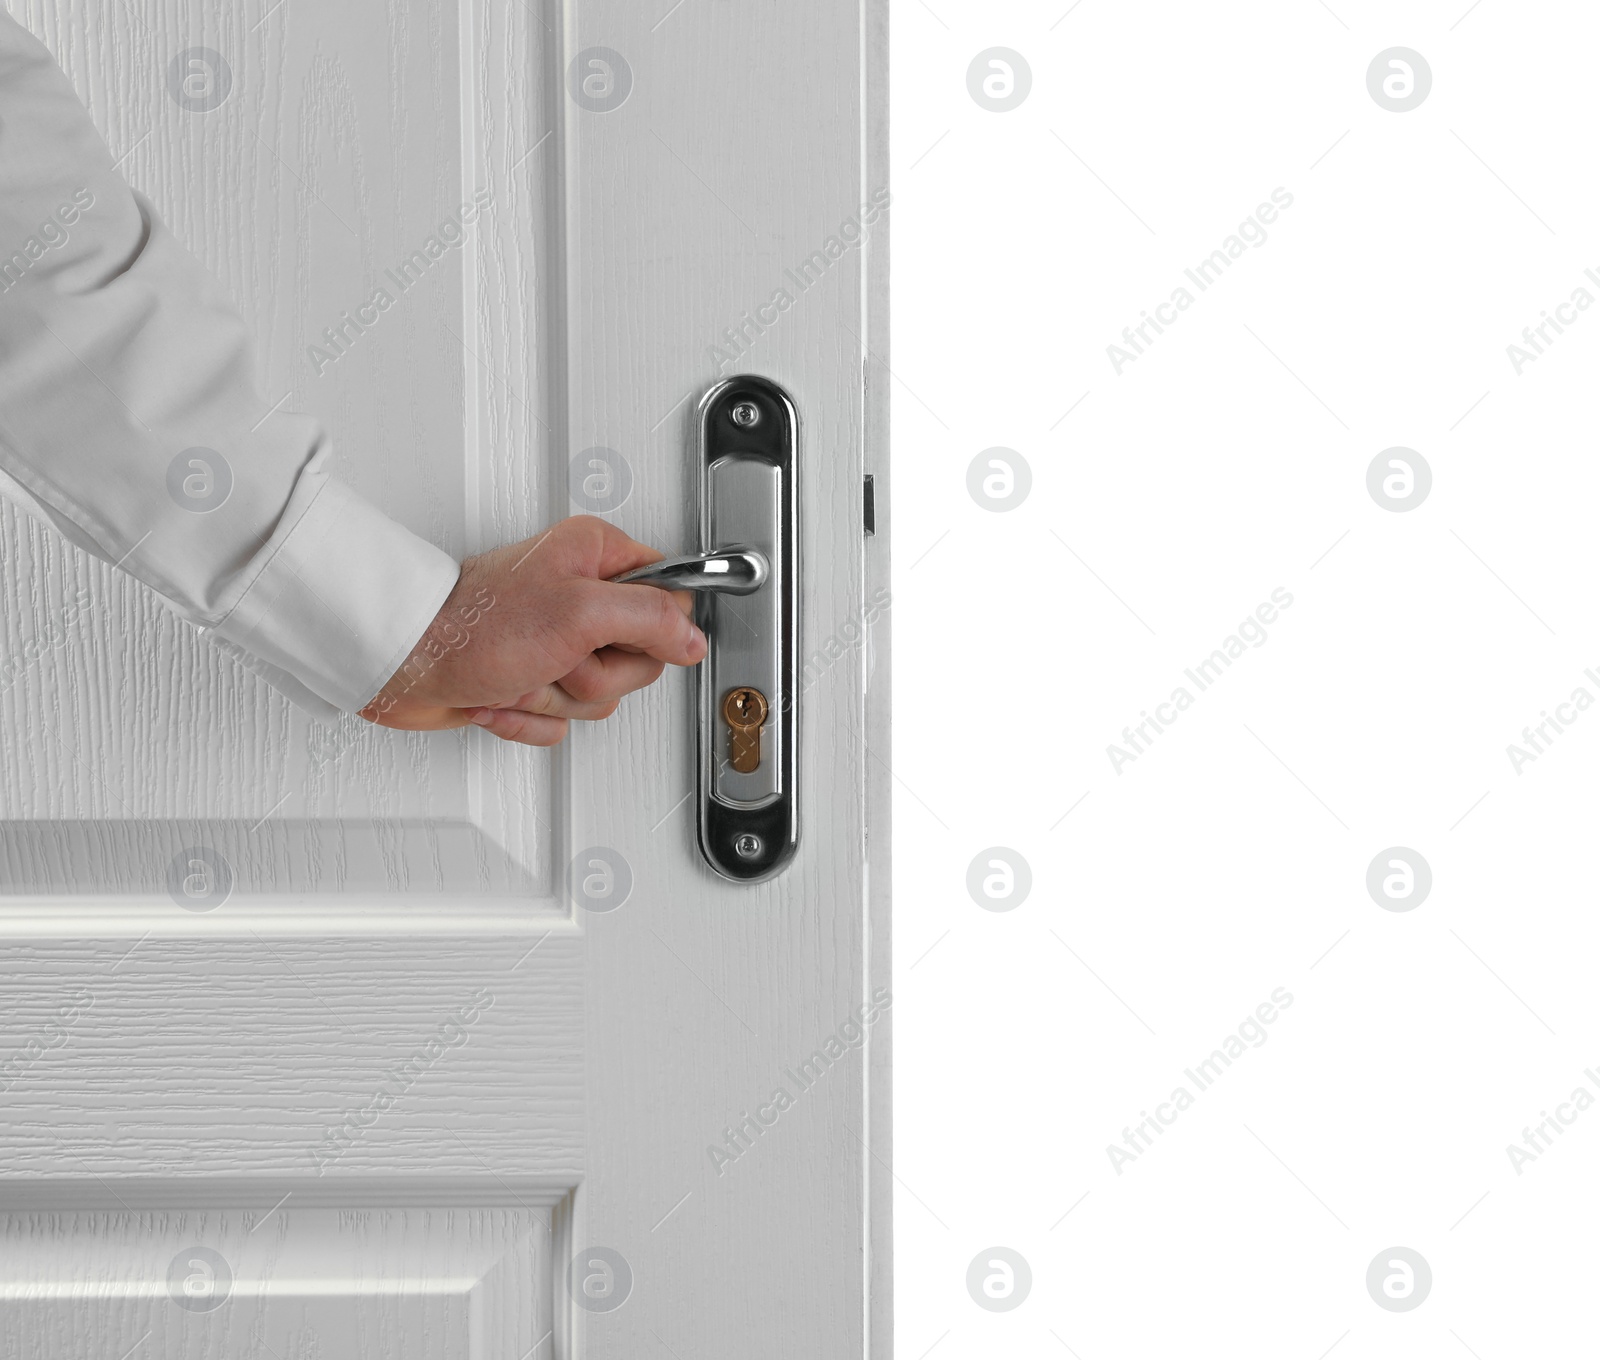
[0,939,582,1177]
[1,0,561,921]
[0,1203,556,1358]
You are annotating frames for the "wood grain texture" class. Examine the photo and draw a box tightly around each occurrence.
[560,2,885,1356]
[0,937,583,1178]
[864,3,894,1354]
[0,0,886,1355]
[1,0,555,913]
[0,1205,553,1357]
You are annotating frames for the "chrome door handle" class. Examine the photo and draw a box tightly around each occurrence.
[612,548,768,595]
[607,376,799,883]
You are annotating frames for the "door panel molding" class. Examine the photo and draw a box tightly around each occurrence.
[0,1175,575,1209]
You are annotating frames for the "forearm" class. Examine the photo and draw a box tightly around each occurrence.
[0,13,458,717]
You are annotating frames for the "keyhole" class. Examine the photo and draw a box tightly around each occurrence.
[722,687,768,774]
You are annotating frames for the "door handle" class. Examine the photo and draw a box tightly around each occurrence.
[613,548,768,596]
[608,376,798,882]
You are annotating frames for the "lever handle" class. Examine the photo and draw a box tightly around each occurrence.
[611,548,768,596]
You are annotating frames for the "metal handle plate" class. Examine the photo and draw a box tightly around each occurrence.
[614,378,798,881]
[695,377,799,881]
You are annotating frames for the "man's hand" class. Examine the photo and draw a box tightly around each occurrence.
[359,516,706,745]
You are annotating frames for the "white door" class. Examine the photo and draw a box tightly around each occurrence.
[0,2,889,1356]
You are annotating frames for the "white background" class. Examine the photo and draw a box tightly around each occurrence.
[891,1,1600,1355]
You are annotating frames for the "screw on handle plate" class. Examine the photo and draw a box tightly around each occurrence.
[722,687,767,774]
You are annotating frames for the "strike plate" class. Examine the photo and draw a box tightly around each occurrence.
[696,377,798,882]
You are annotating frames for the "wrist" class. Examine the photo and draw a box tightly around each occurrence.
[366,555,495,716]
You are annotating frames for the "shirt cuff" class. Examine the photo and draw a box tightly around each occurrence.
[207,476,460,718]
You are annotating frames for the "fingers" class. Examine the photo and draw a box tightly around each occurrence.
[462,674,627,746]
[556,647,668,704]
[467,709,570,746]
[483,683,619,722]
[524,684,620,722]
[571,515,676,580]
[462,645,674,745]
[574,580,708,666]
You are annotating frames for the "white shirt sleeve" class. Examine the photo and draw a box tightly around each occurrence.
[0,14,460,722]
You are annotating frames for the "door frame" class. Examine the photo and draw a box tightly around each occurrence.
[863,5,894,1354]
